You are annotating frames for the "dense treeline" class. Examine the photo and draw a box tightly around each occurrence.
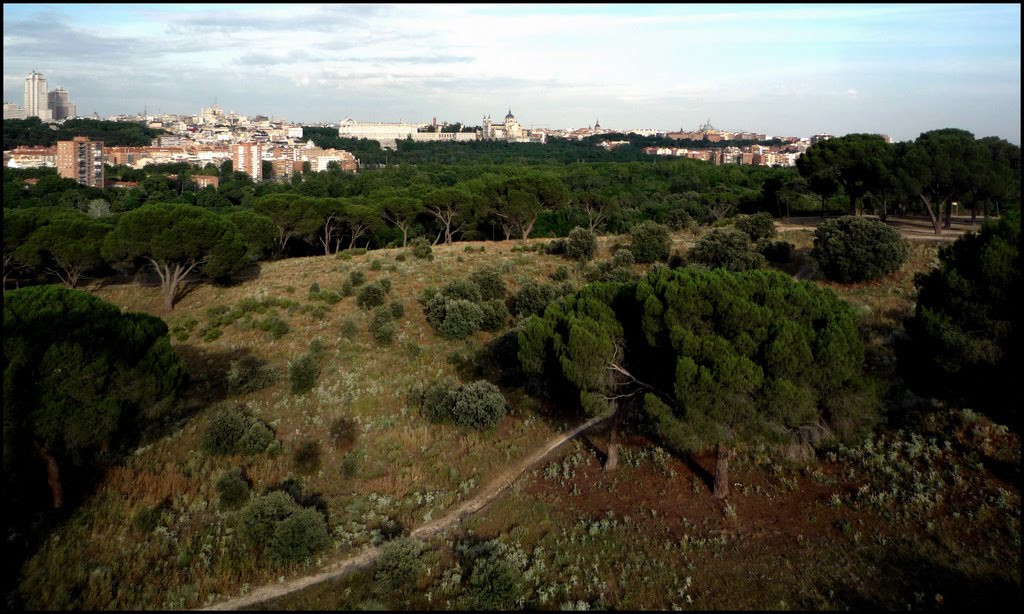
[2,117,165,149]
[3,128,1019,294]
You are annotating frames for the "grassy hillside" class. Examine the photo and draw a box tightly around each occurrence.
[13,225,1020,610]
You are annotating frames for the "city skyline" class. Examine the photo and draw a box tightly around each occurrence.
[3,3,1020,144]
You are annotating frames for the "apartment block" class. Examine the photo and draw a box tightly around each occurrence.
[233,142,263,181]
[56,136,104,187]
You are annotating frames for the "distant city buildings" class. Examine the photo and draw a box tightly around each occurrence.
[56,136,104,187]
[3,71,77,121]
[233,142,263,181]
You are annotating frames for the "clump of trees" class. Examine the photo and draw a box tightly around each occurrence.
[238,490,330,564]
[519,268,879,496]
[903,215,1021,429]
[811,216,908,282]
[201,405,277,455]
[3,286,187,547]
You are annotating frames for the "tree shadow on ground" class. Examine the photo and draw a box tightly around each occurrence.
[821,538,1021,610]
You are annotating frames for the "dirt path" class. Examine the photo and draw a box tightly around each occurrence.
[776,215,985,243]
[199,414,609,611]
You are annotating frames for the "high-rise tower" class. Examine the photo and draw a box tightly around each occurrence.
[47,87,75,120]
[24,71,52,121]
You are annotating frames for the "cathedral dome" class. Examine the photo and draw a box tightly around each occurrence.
[505,109,515,120]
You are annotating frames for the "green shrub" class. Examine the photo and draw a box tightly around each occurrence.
[226,358,276,395]
[202,406,276,456]
[410,237,433,260]
[734,212,776,241]
[811,216,908,282]
[369,259,382,271]
[629,220,672,263]
[292,439,321,474]
[270,506,330,564]
[511,281,559,317]
[216,468,250,510]
[549,265,570,282]
[452,380,506,430]
[441,299,485,340]
[479,299,510,332]
[611,248,635,268]
[341,449,362,478]
[374,537,425,595]
[687,228,766,271]
[566,226,598,262]
[329,416,359,450]
[257,314,289,340]
[395,252,407,262]
[349,270,366,287]
[759,239,794,264]
[357,282,388,310]
[389,300,405,319]
[340,279,354,297]
[441,279,483,303]
[341,318,358,339]
[420,379,458,423]
[132,505,160,533]
[463,554,525,610]
[238,491,300,549]
[543,238,567,255]
[470,265,507,301]
[308,282,321,297]
[289,354,320,395]
[370,308,397,345]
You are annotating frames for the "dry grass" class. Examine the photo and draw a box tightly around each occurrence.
[16,226,977,610]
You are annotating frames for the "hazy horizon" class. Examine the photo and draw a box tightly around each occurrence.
[3,3,1020,144]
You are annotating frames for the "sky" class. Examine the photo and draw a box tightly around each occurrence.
[3,3,1020,143]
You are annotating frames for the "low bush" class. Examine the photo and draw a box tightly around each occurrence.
[734,212,776,241]
[370,307,397,345]
[256,314,290,340]
[511,281,559,317]
[441,279,483,303]
[227,355,277,395]
[687,228,766,271]
[374,538,426,596]
[216,468,250,510]
[452,380,506,430]
[348,270,366,287]
[463,554,526,610]
[389,300,405,319]
[201,406,276,456]
[329,416,359,450]
[629,220,672,263]
[759,239,794,264]
[341,317,358,339]
[289,354,320,395]
[470,265,507,301]
[565,226,598,262]
[426,297,485,340]
[611,248,635,268]
[543,238,567,255]
[409,237,433,260]
[292,439,321,474]
[811,215,908,282]
[238,491,301,549]
[549,265,570,282]
[270,506,330,564]
[420,379,458,423]
[357,282,388,310]
[479,299,510,332]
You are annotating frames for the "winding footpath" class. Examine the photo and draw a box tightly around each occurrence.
[200,414,609,611]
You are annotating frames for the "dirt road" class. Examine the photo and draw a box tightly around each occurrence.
[199,414,609,611]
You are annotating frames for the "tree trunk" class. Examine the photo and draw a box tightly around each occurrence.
[919,195,943,235]
[943,199,953,229]
[712,443,730,499]
[38,446,63,509]
[604,407,622,472]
